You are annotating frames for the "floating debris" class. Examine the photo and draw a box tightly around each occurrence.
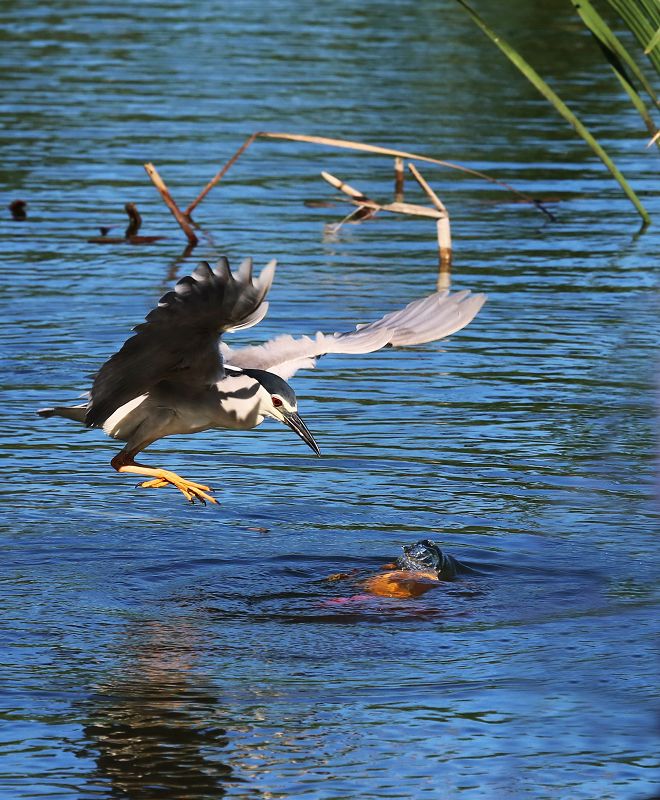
[87,229,125,244]
[88,202,165,245]
[125,202,141,238]
[9,199,27,220]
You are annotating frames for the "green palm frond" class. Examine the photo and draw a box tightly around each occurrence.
[456,0,653,225]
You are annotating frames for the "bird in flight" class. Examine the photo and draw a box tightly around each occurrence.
[39,257,486,505]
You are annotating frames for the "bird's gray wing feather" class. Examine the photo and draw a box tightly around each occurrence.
[225,290,486,381]
[87,257,276,427]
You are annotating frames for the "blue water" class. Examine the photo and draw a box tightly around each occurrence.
[1,1,658,798]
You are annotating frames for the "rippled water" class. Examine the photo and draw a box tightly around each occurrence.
[1,1,659,798]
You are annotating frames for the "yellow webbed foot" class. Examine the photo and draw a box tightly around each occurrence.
[138,478,170,490]
[147,470,216,505]
[119,464,217,505]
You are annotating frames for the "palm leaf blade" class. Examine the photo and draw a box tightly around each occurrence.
[606,0,660,72]
[456,0,651,225]
[571,0,659,106]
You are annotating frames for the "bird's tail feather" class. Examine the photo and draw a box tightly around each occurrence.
[37,404,87,423]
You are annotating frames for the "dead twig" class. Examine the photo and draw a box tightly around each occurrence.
[321,171,443,219]
[321,172,371,204]
[325,205,378,235]
[435,218,451,290]
[319,172,377,232]
[124,202,142,238]
[260,132,547,213]
[407,163,448,216]
[184,133,259,218]
[394,157,405,202]
[408,163,452,285]
[144,163,198,246]
[183,130,551,219]
[322,167,453,290]
[321,172,380,233]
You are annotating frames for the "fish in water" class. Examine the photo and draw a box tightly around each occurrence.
[327,539,472,600]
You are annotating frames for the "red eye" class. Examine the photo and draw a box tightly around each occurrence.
[272,396,283,407]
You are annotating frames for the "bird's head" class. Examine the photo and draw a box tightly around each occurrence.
[243,368,320,455]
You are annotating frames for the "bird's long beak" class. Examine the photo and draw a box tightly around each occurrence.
[282,411,320,455]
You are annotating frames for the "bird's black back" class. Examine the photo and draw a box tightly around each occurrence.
[86,257,273,428]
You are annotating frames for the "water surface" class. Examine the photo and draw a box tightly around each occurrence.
[1,1,658,798]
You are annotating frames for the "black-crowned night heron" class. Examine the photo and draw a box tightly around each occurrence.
[38,257,486,505]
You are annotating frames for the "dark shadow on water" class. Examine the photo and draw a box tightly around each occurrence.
[79,618,235,800]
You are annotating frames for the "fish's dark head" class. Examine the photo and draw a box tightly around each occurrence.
[397,539,444,573]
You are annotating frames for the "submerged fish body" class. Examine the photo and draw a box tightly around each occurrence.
[324,539,471,602]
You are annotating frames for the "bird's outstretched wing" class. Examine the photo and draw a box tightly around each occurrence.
[87,257,276,428]
[224,289,486,380]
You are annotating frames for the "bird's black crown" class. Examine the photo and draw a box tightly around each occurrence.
[242,368,297,405]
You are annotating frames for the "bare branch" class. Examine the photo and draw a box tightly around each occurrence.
[260,131,542,209]
[184,133,258,218]
[436,218,452,290]
[321,171,442,219]
[408,163,448,216]
[407,163,453,279]
[182,130,548,217]
[144,163,198,246]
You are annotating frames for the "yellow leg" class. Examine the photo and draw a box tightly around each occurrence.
[118,464,217,505]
